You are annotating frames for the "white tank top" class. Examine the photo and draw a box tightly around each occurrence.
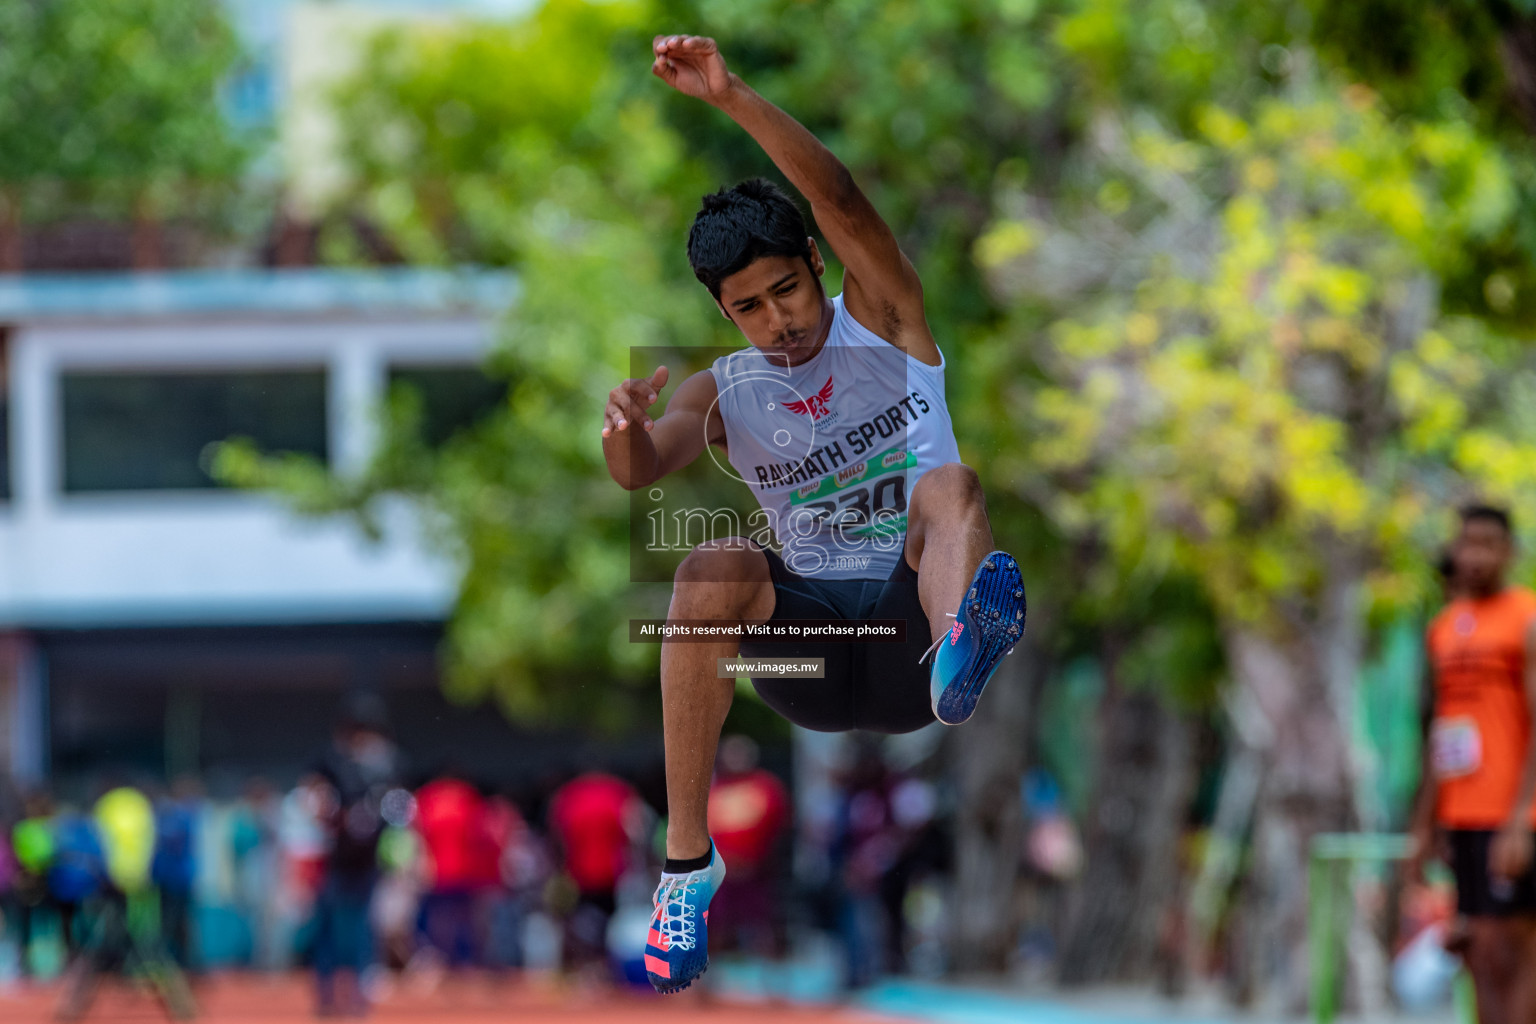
[709,294,961,580]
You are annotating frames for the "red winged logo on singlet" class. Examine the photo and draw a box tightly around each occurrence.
[783,376,835,422]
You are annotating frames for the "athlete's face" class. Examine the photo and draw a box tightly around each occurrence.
[715,243,832,366]
[1453,517,1512,597]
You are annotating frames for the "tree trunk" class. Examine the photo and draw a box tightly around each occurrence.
[0,189,21,272]
[1222,591,1360,1011]
[131,196,166,270]
[272,203,316,267]
[1059,659,1197,986]
[1498,15,1536,137]
[948,629,1050,974]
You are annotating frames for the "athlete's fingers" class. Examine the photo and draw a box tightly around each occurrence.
[648,365,670,395]
[615,384,653,426]
[624,376,662,411]
[609,394,637,430]
[607,389,639,431]
[622,380,646,407]
[621,382,656,428]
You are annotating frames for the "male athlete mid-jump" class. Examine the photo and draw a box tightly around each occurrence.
[602,34,1026,993]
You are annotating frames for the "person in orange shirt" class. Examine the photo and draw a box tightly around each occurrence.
[1409,505,1536,1024]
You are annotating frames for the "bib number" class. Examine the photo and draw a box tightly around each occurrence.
[1430,717,1483,780]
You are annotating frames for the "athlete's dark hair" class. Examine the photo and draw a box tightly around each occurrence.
[687,178,814,300]
[1460,503,1513,535]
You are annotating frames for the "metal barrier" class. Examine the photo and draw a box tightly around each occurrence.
[1309,832,1473,1024]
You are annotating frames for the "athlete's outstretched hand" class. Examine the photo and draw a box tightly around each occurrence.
[603,365,669,437]
[651,35,732,103]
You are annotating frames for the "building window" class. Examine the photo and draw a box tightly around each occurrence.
[61,370,328,492]
[388,365,503,448]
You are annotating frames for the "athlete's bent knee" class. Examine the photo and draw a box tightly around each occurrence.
[673,538,768,589]
[912,462,984,512]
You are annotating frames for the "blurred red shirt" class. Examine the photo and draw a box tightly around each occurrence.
[549,773,638,895]
[709,769,789,876]
[416,778,484,892]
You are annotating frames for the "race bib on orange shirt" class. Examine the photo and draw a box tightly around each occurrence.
[1431,716,1483,779]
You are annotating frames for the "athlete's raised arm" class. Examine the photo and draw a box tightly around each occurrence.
[602,365,724,490]
[652,34,940,366]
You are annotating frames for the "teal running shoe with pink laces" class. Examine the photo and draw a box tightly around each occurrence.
[645,841,726,993]
[925,551,1026,725]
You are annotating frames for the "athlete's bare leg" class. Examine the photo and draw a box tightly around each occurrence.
[903,463,996,642]
[1501,916,1536,1023]
[1464,916,1528,1024]
[661,539,775,861]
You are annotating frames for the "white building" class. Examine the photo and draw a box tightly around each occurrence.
[0,268,520,790]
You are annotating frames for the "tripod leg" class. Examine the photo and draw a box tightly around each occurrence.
[54,905,107,1024]
[127,912,197,1020]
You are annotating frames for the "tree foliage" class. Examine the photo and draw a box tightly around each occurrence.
[0,0,250,224]
[990,87,1533,626]
[226,0,725,726]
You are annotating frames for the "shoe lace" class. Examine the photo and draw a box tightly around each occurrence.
[653,877,698,952]
[919,612,957,665]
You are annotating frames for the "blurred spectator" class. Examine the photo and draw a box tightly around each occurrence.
[48,807,106,956]
[548,770,643,974]
[707,736,790,957]
[152,777,201,970]
[228,777,282,969]
[499,796,557,971]
[0,778,20,982]
[278,772,330,966]
[373,787,423,971]
[478,792,530,969]
[831,746,902,988]
[11,790,62,975]
[96,787,155,899]
[310,707,397,1016]
[879,776,948,974]
[414,770,485,969]
[58,786,193,1022]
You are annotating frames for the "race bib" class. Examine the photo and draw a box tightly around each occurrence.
[1431,717,1483,779]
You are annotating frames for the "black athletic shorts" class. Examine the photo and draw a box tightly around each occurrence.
[1448,829,1536,917]
[738,546,935,734]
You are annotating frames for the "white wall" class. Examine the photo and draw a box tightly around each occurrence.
[0,314,492,627]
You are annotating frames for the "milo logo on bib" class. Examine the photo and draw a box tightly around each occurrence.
[836,462,867,488]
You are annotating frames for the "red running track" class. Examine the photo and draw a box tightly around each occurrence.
[0,972,899,1024]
